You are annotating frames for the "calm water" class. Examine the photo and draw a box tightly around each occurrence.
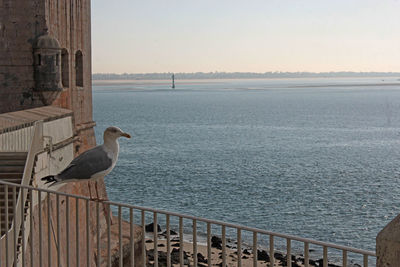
[92,78,400,256]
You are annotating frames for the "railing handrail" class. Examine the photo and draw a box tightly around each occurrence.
[0,179,376,257]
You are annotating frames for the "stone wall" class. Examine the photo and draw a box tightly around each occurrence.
[44,0,96,154]
[0,0,46,112]
[0,0,95,153]
[377,214,400,266]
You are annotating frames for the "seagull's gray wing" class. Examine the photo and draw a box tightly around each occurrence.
[57,145,112,181]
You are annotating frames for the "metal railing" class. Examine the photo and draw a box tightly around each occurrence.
[0,179,376,267]
[0,121,44,266]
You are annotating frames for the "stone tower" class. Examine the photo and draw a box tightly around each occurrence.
[0,0,95,153]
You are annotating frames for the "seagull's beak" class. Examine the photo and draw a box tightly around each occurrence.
[121,132,131,138]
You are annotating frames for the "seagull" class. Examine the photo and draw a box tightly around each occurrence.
[41,126,131,200]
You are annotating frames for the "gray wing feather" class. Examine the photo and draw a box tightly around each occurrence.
[57,145,112,181]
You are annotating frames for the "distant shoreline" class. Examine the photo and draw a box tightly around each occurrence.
[92,72,400,81]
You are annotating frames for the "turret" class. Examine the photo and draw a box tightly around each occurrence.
[33,32,63,104]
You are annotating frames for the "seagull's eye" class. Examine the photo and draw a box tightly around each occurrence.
[112,129,117,133]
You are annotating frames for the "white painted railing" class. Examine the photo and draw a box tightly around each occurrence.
[0,179,376,267]
[0,124,35,152]
[0,121,44,267]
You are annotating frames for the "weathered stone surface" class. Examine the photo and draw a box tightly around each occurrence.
[0,0,95,154]
[145,222,162,233]
[105,216,144,267]
[377,213,400,267]
[211,235,222,249]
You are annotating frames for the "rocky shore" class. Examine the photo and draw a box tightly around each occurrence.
[143,223,359,267]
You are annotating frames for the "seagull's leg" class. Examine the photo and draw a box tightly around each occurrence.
[95,180,109,202]
[88,181,98,201]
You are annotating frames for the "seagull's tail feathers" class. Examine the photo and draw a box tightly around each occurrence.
[41,175,60,187]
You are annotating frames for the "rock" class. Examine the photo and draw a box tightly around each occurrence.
[243,249,251,255]
[274,252,284,261]
[171,243,180,247]
[161,230,178,236]
[309,259,317,266]
[147,249,168,262]
[171,248,189,265]
[211,236,222,249]
[145,240,153,243]
[197,252,207,263]
[146,249,171,267]
[257,249,270,262]
[145,223,162,233]
[157,244,165,247]
[242,255,249,259]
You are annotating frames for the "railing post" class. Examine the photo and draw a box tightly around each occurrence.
[377,213,400,266]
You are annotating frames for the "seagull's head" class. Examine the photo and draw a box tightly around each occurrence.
[104,126,131,141]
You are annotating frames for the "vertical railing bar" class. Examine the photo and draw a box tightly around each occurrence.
[141,210,146,267]
[48,192,52,267]
[222,226,227,267]
[76,198,80,267]
[96,201,101,267]
[107,204,111,267]
[5,184,9,267]
[207,222,211,267]
[119,206,123,267]
[130,208,135,267]
[21,187,26,267]
[86,199,90,267]
[363,254,368,267]
[30,188,34,267]
[304,242,309,267]
[221,225,226,266]
[66,196,70,267]
[287,238,291,267]
[154,212,158,267]
[21,125,24,149]
[166,214,171,267]
[179,217,183,267]
[342,250,347,267]
[237,229,242,267]
[39,190,43,267]
[269,235,274,267]
[13,186,17,267]
[323,246,328,267]
[57,194,60,267]
[252,232,257,267]
[193,219,197,267]
[19,126,22,150]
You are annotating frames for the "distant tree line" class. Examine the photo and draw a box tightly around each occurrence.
[92,72,400,80]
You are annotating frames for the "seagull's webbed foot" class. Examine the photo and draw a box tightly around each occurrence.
[96,197,109,202]
[89,197,109,202]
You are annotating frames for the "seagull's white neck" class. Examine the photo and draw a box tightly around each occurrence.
[103,136,120,155]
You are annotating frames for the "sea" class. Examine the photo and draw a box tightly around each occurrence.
[92,77,400,263]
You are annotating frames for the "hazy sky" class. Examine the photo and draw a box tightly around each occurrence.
[91,0,400,73]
